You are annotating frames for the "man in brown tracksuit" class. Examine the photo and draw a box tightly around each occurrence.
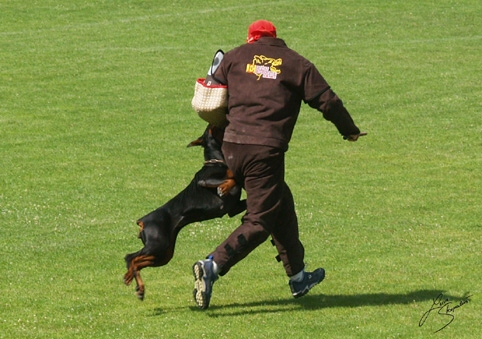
[192,20,363,309]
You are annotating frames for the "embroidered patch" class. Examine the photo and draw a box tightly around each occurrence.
[246,55,282,80]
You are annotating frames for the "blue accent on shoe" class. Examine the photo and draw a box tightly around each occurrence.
[192,258,218,309]
[289,268,325,298]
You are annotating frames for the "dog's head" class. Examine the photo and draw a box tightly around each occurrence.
[188,124,226,162]
[187,124,225,148]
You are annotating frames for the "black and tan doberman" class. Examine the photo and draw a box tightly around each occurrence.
[124,124,246,300]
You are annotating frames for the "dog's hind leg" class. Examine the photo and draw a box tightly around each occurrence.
[124,254,156,300]
[124,251,140,286]
[133,255,156,301]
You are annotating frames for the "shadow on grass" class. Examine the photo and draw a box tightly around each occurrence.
[150,290,472,317]
[167,289,468,317]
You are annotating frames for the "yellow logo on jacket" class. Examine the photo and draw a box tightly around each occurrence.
[246,55,282,80]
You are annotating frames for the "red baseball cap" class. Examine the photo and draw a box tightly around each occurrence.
[247,20,277,43]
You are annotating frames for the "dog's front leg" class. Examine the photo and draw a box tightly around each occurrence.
[217,169,236,197]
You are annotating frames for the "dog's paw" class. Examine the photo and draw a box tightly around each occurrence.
[217,186,225,197]
[124,273,133,286]
[218,179,236,197]
[135,286,145,301]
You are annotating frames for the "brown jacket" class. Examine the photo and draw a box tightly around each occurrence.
[214,37,360,151]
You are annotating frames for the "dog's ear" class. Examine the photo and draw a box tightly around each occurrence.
[187,136,203,147]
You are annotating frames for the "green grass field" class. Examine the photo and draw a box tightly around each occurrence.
[1,0,480,338]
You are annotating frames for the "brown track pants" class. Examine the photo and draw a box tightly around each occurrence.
[209,142,305,277]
